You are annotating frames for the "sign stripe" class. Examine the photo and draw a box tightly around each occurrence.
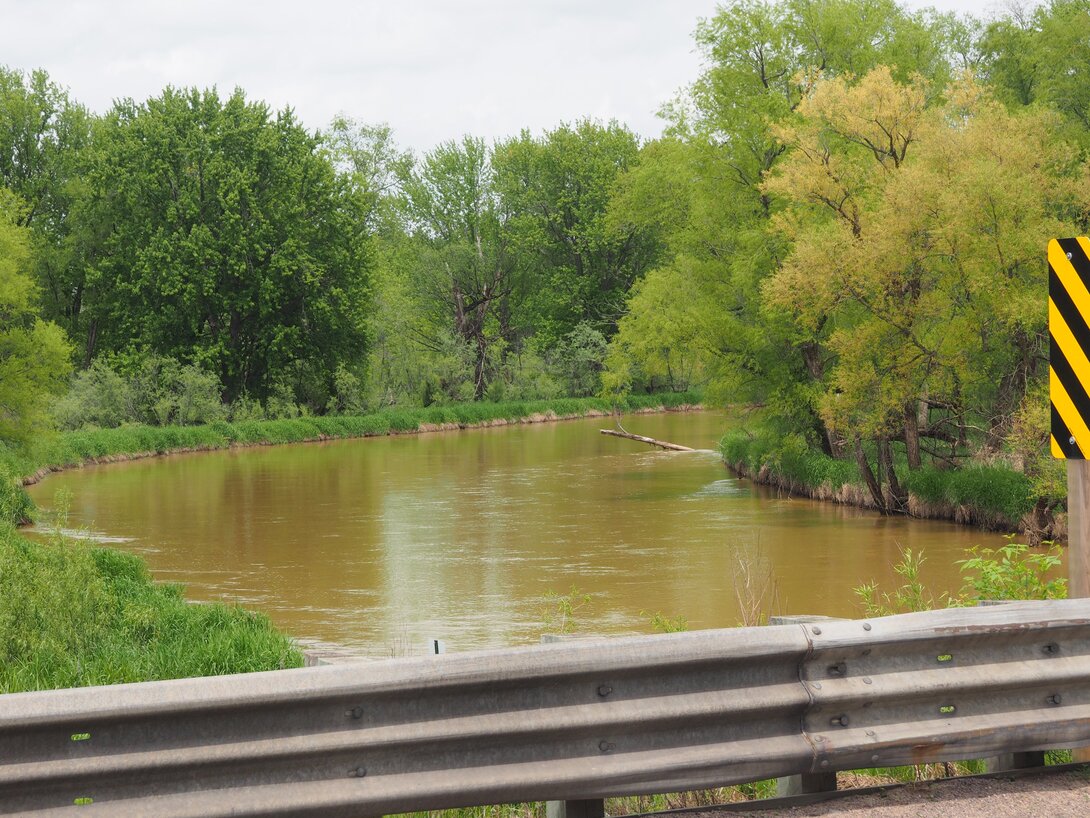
[1051,366,1090,457]
[1050,270,1090,358]
[1050,301,1090,394]
[1053,405,1080,458]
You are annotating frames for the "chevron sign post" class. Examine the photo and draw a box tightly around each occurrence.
[1049,237,1090,601]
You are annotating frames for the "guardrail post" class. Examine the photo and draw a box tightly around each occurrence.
[984,751,1046,773]
[546,799,606,818]
[769,614,845,798]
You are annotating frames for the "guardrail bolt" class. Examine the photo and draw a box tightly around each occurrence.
[830,714,849,727]
[597,685,613,698]
[862,676,873,685]
[828,662,847,677]
[599,740,615,753]
[1044,643,1060,656]
[862,623,872,631]
[811,626,822,635]
[1047,694,1063,706]
[348,767,366,778]
[346,706,364,720]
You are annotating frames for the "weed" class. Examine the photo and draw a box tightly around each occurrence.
[540,586,591,635]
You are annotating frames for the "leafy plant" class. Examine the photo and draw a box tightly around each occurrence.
[855,547,941,617]
[541,586,591,635]
[956,539,1066,603]
[643,611,688,633]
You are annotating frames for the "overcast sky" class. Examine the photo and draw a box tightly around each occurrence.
[3,0,1025,154]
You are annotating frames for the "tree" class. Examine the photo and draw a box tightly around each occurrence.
[494,121,660,349]
[605,0,952,443]
[766,71,1088,509]
[0,66,93,336]
[77,87,372,407]
[401,136,515,400]
[0,189,72,445]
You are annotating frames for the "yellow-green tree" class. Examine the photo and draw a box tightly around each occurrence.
[766,70,1088,508]
[0,189,72,445]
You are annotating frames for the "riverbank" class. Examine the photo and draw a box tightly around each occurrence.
[2,392,700,496]
[719,429,1061,541]
[0,522,302,693]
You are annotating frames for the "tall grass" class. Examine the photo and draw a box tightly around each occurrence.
[720,428,1035,530]
[1,393,701,482]
[0,525,302,693]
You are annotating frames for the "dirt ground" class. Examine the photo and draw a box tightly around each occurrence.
[690,770,1090,817]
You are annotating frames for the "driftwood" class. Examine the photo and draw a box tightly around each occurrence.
[599,429,694,451]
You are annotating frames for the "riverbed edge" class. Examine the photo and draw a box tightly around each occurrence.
[10,394,704,496]
[721,456,1065,543]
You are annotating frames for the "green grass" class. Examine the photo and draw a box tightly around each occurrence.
[0,393,701,482]
[0,523,302,693]
[904,464,1034,523]
[719,427,1035,529]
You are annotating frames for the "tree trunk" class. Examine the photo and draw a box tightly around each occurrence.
[83,319,98,368]
[904,404,922,470]
[854,435,887,515]
[878,437,907,514]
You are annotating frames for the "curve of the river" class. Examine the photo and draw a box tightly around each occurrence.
[28,411,1008,655]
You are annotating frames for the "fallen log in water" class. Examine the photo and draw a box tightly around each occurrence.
[599,428,695,451]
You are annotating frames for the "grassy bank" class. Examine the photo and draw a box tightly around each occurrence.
[0,521,302,693]
[719,428,1041,535]
[1,392,701,488]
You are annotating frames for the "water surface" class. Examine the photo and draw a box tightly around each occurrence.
[28,412,1007,654]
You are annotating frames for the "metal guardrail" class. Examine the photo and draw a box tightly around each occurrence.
[2,599,1090,816]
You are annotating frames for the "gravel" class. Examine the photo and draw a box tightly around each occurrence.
[686,770,1090,818]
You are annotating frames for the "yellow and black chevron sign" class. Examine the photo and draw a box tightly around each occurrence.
[1050,237,1090,459]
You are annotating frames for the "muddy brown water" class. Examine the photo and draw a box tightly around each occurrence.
[27,411,1009,655]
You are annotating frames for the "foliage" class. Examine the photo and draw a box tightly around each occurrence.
[52,356,227,429]
[540,585,591,635]
[903,465,1035,525]
[855,547,939,618]
[0,464,33,526]
[0,66,93,335]
[496,120,661,348]
[643,611,689,634]
[77,87,372,406]
[856,539,1065,617]
[0,525,301,692]
[0,188,73,446]
[550,321,608,397]
[957,540,1067,602]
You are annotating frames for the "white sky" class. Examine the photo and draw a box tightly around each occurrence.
[2,0,1026,154]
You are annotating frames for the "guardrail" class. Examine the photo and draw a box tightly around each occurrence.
[2,599,1089,816]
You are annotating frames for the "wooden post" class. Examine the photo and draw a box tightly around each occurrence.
[1068,460,1090,599]
[546,799,605,818]
[1069,460,1090,763]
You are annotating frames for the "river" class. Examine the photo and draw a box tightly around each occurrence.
[27,411,1008,655]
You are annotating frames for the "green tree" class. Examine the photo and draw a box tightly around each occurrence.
[401,136,515,399]
[494,120,660,349]
[77,87,372,407]
[0,189,72,445]
[0,66,93,337]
